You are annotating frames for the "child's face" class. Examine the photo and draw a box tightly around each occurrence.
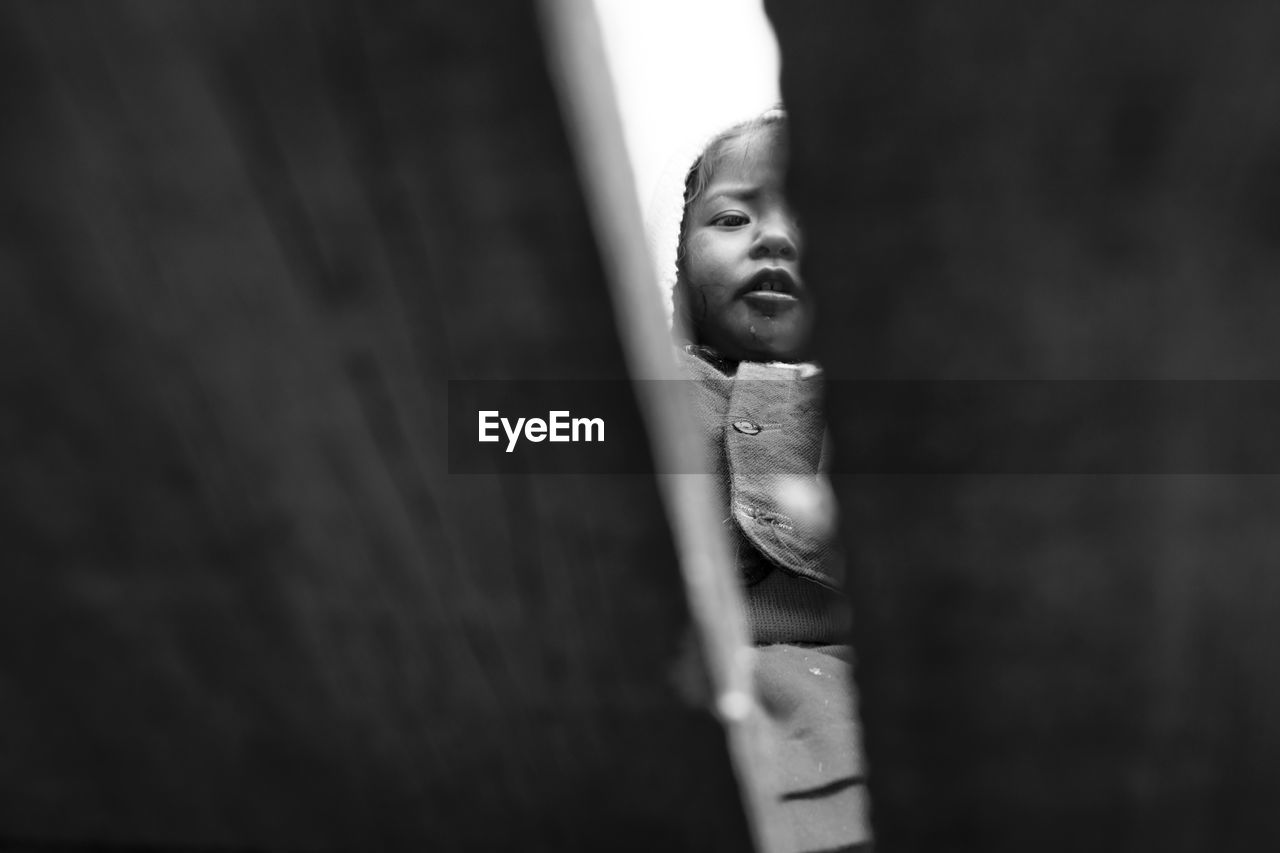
[681,131,813,362]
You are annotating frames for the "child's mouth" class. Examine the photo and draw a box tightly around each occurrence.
[741,269,801,312]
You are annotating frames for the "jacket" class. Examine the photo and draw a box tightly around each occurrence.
[679,345,851,645]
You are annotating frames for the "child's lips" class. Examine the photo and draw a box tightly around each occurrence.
[742,290,800,310]
[739,268,802,312]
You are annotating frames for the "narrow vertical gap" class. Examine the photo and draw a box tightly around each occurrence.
[535,1,786,850]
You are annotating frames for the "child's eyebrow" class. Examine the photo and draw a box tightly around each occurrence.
[703,185,762,206]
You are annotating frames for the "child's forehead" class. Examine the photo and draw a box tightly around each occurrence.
[711,128,784,173]
[702,136,787,196]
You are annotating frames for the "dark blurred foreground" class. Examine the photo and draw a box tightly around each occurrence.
[0,2,748,850]
[8,0,1280,851]
[771,0,1280,849]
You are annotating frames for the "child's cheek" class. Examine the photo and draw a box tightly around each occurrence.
[686,236,735,292]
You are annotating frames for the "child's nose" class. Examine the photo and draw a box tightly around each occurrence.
[749,216,800,260]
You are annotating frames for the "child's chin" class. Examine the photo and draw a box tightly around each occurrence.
[740,321,812,362]
[738,334,812,363]
[703,313,813,362]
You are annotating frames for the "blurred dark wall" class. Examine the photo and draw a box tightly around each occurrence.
[0,2,749,850]
[768,1,1280,850]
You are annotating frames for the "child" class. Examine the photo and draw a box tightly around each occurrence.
[673,110,872,850]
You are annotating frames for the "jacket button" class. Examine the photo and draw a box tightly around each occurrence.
[732,420,761,435]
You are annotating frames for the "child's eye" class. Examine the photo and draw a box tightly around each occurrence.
[711,213,749,227]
